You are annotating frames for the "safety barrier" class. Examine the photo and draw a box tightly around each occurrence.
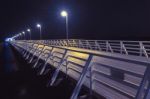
[10,40,150,99]
[21,39,150,58]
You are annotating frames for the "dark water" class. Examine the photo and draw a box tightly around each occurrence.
[0,42,72,99]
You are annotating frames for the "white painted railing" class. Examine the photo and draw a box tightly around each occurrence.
[20,39,150,58]
[10,40,150,99]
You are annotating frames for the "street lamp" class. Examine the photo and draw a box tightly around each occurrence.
[22,31,25,40]
[36,24,42,40]
[19,33,22,40]
[61,10,69,45]
[27,29,31,40]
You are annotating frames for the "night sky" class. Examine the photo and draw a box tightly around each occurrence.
[0,0,150,41]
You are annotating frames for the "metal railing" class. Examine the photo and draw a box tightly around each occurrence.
[19,39,150,58]
[10,40,150,99]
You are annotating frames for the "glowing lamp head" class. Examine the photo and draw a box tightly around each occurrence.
[61,11,68,17]
[37,24,41,28]
[27,29,31,32]
[22,31,25,34]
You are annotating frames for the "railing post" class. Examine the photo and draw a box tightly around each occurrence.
[140,42,148,58]
[122,42,128,55]
[25,43,34,60]
[39,50,54,75]
[70,54,93,99]
[140,42,143,56]
[79,40,83,48]
[144,72,150,99]
[86,40,91,49]
[68,39,70,47]
[32,46,49,68]
[23,42,29,57]
[48,49,67,86]
[135,67,150,99]
[106,41,113,53]
[120,41,123,54]
[89,66,93,96]
[106,41,109,52]
[109,42,113,53]
[31,46,45,64]
[28,45,40,63]
[95,41,101,51]
[72,39,76,47]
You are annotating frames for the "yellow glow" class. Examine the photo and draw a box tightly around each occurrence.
[67,51,89,60]
[67,57,86,66]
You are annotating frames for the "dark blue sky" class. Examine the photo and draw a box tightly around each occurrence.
[0,0,150,41]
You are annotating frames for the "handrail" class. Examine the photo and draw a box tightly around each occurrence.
[15,39,150,58]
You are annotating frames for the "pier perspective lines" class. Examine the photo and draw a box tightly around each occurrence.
[10,39,150,99]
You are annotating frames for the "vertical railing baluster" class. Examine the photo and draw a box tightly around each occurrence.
[70,55,93,99]
[140,42,148,58]
[123,42,128,55]
[120,41,123,54]
[95,41,101,51]
[106,41,109,52]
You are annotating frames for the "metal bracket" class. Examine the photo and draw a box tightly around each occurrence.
[70,54,93,99]
[24,43,33,58]
[33,49,46,68]
[48,49,67,86]
[37,53,54,75]
[29,46,44,63]
[143,67,150,99]
[39,54,53,75]
[135,67,150,99]
[33,47,53,68]
[25,44,34,60]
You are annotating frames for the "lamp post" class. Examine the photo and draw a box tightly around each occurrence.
[61,10,69,41]
[27,29,31,40]
[19,33,22,40]
[22,31,25,40]
[36,24,42,40]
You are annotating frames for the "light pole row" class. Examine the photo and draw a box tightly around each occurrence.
[15,24,42,40]
[11,10,68,40]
